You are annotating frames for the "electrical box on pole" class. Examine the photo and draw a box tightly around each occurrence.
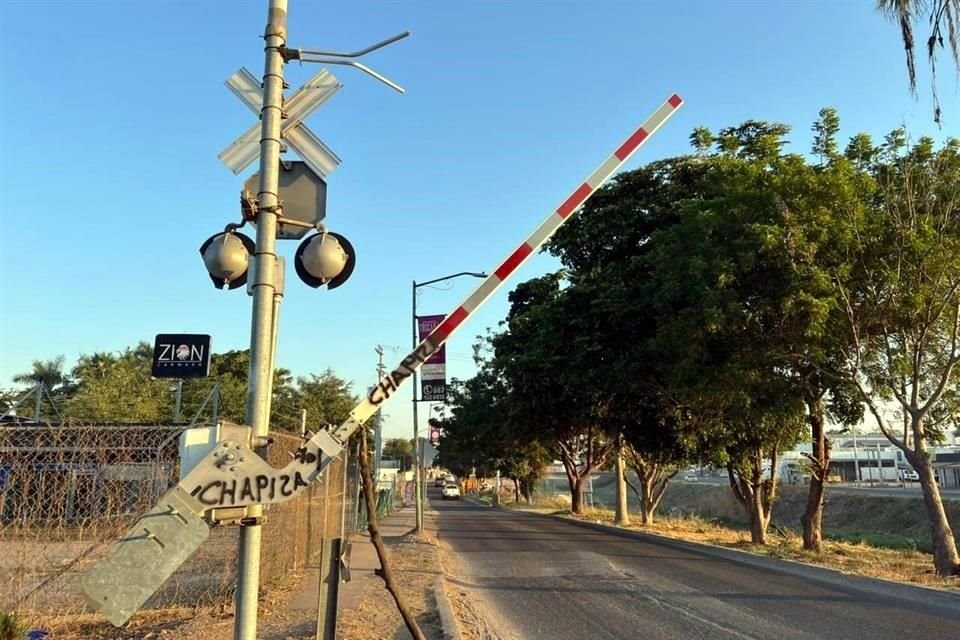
[242,161,327,239]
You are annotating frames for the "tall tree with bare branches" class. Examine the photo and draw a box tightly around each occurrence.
[835,134,960,575]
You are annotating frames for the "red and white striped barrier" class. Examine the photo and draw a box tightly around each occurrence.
[333,93,683,440]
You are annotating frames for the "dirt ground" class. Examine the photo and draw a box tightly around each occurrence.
[39,527,450,640]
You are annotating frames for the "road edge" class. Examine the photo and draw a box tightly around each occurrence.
[433,575,463,640]
[425,503,465,640]
[500,504,960,612]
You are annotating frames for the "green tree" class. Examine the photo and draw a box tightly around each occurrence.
[834,135,960,575]
[382,437,415,472]
[811,107,840,164]
[876,0,960,124]
[12,355,69,389]
[179,349,295,426]
[550,117,865,548]
[491,275,614,514]
[268,370,355,432]
[437,353,551,503]
[66,345,169,422]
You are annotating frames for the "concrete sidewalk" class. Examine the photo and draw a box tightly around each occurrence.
[288,505,417,612]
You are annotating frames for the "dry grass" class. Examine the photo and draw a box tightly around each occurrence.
[547,505,960,590]
[337,530,445,640]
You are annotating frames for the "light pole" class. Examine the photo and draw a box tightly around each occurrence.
[412,271,485,531]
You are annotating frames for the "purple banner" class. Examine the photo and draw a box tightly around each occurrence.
[418,314,447,401]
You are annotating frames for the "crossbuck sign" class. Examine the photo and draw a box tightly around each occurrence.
[218,67,343,179]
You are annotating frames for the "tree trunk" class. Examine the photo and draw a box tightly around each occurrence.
[914,453,960,576]
[801,399,830,552]
[728,458,772,545]
[748,488,770,545]
[801,475,826,552]
[614,443,630,526]
[639,479,653,525]
[570,477,585,514]
[512,477,520,503]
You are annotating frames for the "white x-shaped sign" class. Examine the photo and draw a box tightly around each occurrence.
[218,67,342,178]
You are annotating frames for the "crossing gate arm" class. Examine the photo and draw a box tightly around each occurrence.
[333,94,684,441]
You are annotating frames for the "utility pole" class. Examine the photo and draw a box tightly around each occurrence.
[375,346,386,481]
[411,271,485,532]
[235,1,287,638]
[411,281,423,532]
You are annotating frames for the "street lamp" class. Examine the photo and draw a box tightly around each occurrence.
[411,271,486,531]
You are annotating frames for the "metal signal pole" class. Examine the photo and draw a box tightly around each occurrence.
[236,1,287,638]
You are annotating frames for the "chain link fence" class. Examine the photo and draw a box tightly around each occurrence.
[0,420,358,630]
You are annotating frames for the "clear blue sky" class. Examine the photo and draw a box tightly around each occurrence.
[0,1,954,440]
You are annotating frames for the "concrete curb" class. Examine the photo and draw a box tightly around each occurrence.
[509,507,960,614]
[425,503,464,640]
[434,575,463,640]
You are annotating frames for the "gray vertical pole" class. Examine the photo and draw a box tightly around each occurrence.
[173,379,183,424]
[34,382,42,422]
[236,1,287,638]
[877,443,883,483]
[300,408,308,438]
[852,427,860,486]
[374,347,385,482]
[315,461,337,640]
[212,383,220,425]
[412,280,423,532]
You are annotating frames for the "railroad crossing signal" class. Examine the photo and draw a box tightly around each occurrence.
[218,67,342,179]
[78,94,683,627]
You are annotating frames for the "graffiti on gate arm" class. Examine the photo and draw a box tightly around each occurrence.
[188,449,324,507]
[190,472,310,506]
[366,338,440,405]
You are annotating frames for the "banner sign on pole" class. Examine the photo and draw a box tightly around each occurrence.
[417,314,446,401]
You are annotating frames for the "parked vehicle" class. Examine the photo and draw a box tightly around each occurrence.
[441,484,461,500]
[899,468,920,482]
[683,473,699,482]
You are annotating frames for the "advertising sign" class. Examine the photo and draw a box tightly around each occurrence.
[417,314,446,401]
[151,334,212,379]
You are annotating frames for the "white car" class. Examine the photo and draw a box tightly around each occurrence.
[899,468,920,482]
[683,473,699,482]
[441,484,460,500]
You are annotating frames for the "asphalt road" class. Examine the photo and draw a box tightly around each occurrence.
[431,490,960,640]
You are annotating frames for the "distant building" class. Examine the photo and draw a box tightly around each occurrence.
[780,432,960,484]
[933,452,960,489]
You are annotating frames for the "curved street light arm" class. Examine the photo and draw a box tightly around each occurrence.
[296,57,405,93]
[295,31,410,58]
[415,272,488,289]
